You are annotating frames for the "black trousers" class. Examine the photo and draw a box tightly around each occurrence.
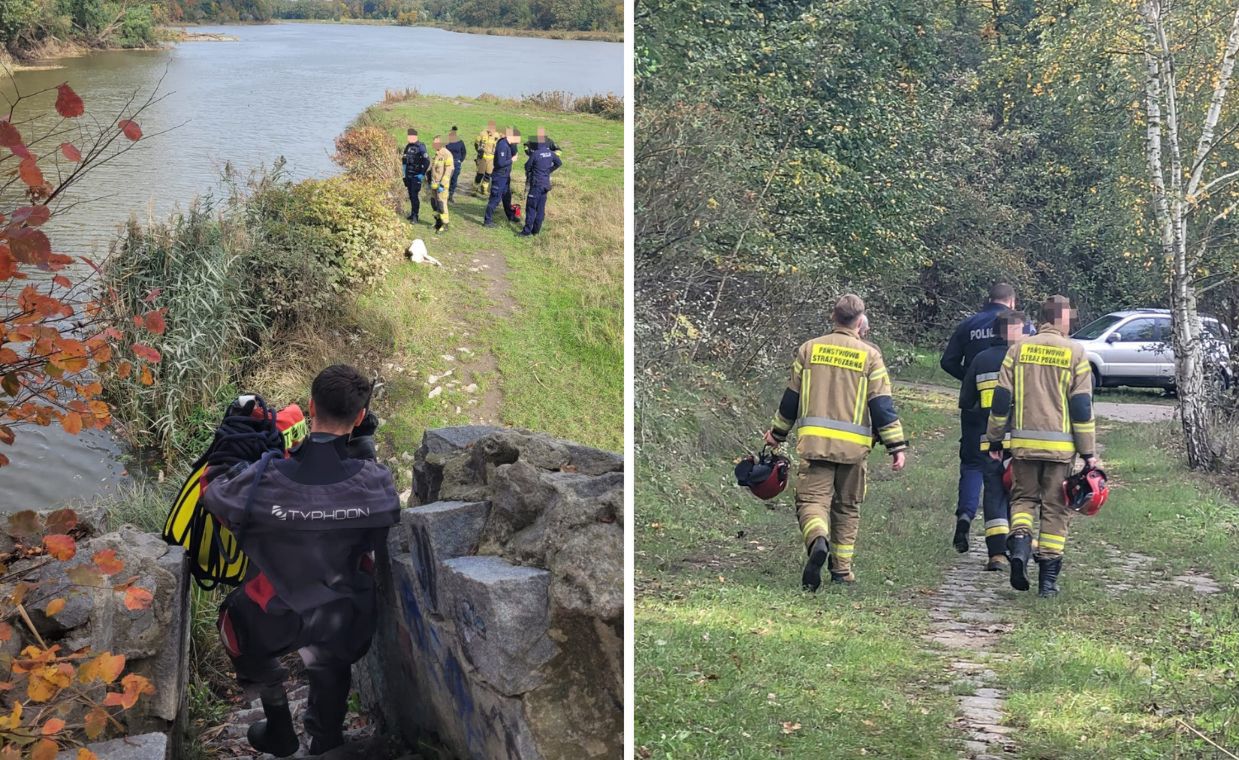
[404,178,422,218]
[218,581,376,742]
[449,165,462,196]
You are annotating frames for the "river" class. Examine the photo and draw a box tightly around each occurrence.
[0,22,622,511]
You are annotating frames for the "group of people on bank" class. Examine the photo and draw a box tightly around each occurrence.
[764,286,1100,598]
[399,120,562,237]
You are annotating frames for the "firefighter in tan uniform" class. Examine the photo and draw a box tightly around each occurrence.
[428,136,454,235]
[986,295,1097,597]
[765,295,909,590]
[474,120,500,197]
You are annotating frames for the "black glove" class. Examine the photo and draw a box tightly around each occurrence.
[346,411,379,461]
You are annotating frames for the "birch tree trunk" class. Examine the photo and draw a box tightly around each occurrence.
[1139,0,1239,469]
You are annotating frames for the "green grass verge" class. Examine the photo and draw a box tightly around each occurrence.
[358,94,622,454]
[635,363,1239,758]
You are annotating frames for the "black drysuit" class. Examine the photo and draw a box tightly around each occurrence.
[204,431,399,746]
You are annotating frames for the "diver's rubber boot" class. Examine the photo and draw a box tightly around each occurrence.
[952,518,971,553]
[985,555,1009,572]
[1007,533,1032,591]
[801,536,828,592]
[305,665,351,755]
[246,689,299,758]
[1037,557,1062,598]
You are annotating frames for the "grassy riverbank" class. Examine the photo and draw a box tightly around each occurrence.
[635,365,1239,758]
[354,92,624,455]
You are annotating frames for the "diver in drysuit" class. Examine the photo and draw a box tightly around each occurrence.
[203,364,400,757]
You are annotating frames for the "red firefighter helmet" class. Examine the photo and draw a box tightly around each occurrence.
[512,203,522,221]
[1063,466,1109,516]
[1001,457,1013,493]
[735,448,790,500]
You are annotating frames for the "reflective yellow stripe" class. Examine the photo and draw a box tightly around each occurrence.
[1009,437,1075,452]
[834,543,855,558]
[980,389,994,409]
[869,367,888,382]
[1002,356,1014,368]
[976,380,999,390]
[800,366,811,419]
[799,426,874,447]
[1011,513,1034,528]
[985,526,1010,537]
[1072,421,1095,433]
[772,413,793,433]
[1075,361,1091,375]
[802,517,829,540]
[1060,370,1070,433]
[1013,365,1022,430]
[989,414,1008,426]
[1038,533,1065,550]
[853,377,868,426]
[878,421,904,445]
[793,359,804,375]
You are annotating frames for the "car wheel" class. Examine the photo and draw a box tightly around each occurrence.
[1091,364,1102,391]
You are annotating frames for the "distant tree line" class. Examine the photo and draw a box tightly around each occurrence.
[271,0,621,32]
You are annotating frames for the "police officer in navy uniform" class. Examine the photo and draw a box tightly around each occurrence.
[520,128,562,237]
[941,283,1030,551]
[400,128,430,223]
[484,127,520,227]
[446,127,467,203]
[958,310,1024,569]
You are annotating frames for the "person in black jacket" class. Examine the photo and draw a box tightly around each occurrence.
[942,283,1031,550]
[520,129,562,237]
[446,127,467,203]
[400,129,430,223]
[204,365,400,757]
[957,310,1024,568]
[484,127,520,226]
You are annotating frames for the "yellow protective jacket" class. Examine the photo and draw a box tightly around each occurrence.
[770,327,908,464]
[430,147,454,187]
[986,325,1096,462]
[475,130,499,159]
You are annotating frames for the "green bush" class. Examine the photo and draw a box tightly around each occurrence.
[102,166,403,459]
[288,176,405,288]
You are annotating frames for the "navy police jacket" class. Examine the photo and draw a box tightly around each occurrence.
[525,144,562,191]
[940,302,1033,381]
[203,433,400,613]
[493,138,514,179]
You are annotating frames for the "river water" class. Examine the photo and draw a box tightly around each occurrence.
[0,23,621,511]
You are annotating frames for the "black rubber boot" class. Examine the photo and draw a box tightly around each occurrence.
[801,536,829,592]
[952,518,971,553]
[1038,557,1062,598]
[246,688,299,758]
[305,665,351,755]
[1007,533,1032,591]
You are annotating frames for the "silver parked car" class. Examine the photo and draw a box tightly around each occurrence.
[1072,309,1232,390]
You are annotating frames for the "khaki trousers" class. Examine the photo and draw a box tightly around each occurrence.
[795,459,866,571]
[1009,458,1071,559]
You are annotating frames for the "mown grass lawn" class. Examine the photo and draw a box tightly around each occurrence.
[635,364,1239,758]
[355,94,623,454]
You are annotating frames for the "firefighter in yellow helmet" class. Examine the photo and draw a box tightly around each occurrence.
[473,120,500,197]
[986,295,1098,597]
[427,136,454,235]
[765,295,909,590]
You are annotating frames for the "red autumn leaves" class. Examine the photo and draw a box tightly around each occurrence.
[1,79,160,457]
